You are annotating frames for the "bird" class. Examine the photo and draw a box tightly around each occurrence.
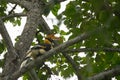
[20,34,60,68]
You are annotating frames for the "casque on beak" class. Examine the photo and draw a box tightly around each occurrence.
[46,34,60,40]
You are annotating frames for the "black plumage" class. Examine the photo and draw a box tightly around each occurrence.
[29,44,52,58]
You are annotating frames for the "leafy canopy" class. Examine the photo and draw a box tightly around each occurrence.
[1,0,120,80]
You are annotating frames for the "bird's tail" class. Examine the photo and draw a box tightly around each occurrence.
[20,49,33,68]
[20,56,33,69]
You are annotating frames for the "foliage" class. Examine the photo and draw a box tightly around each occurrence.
[56,0,120,79]
[1,0,120,80]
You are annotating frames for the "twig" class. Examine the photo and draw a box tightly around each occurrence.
[1,13,27,20]
[8,4,17,15]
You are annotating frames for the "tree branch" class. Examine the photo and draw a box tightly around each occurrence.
[61,52,82,79]
[1,13,27,20]
[87,65,120,80]
[28,69,40,80]
[15,8,42,60]
[0,18,18,60]
[8,4,17,15]
[47,0,67,4]
[0,19,18,79]
[9,30,92,80]
[65,47,120,53]
[0,19,17,60]
[39,17,52,34]
[6,0,32,10]
[13,2,44,80]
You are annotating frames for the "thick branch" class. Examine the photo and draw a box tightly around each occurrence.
[15,8,42,59]
[9,31,92,80]
[87,65,120,80]
[13,1,46,80]
[0,19,18,79]
[0,19,17,59]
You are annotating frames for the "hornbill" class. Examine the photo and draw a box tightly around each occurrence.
[20,34,60,68]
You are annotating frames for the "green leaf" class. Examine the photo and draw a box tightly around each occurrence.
[90,0,104,14]
[16,18,21,26]
[23,73,29,80]
[61,65,74,78]
[52,4,60,16]
[35,33,43,44]
[0,0,7,17]
[52,25,59,33]
[60,30,67,35]
[8,17,21,26]
[99,10,112,24]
